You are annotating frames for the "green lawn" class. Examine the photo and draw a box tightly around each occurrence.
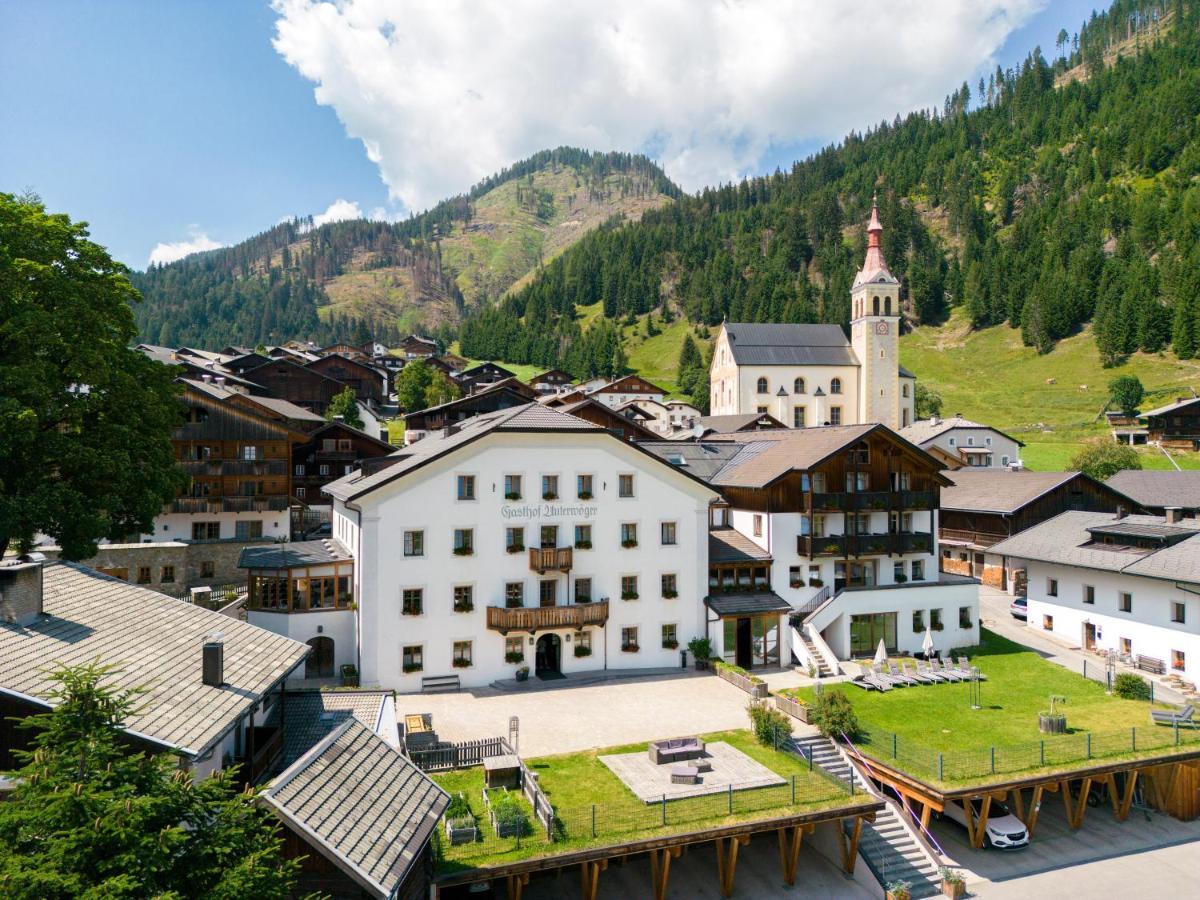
[432,729,856,871]
[792,630,1198,787]
[384,418,405,445]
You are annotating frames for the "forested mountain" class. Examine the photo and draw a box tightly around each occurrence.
[461,0,1200,373]
[132,148,677,347]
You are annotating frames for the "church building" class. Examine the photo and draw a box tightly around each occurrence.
[709,198,916,430]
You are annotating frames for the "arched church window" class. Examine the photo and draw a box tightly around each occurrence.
[902,384,909,398]
[872,296,880,315]
[793,377,805,394]
[756,377,769,394]
[830,378,842,395]
[884,297,892,315]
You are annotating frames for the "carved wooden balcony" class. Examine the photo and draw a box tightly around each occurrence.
[528,546,573,573]
[486,599,608,634]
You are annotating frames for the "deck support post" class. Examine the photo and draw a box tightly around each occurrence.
[776,825,804,886]
[580,859,607,900]
[1008,787,1025,823]
[964,793,992,849]
[836,816,864,875]
[506,873,530,900]
[1024,784,1045,837]
[1116,770,1140,821]
[715,834,749,897]
[649,846,681,900]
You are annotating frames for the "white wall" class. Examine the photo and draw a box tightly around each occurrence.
[342,431,715,691]
[148,511,289,542]
[712,362,861,424]
[1018,558,1200,681]
[814,581,979,659]
[248,607,357,678]
[925,428,1021,468]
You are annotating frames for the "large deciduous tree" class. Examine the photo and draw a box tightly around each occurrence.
[1070,438,1141,481]
[0,663,299,898]
[0,193,184,559]
[325,385,364,429]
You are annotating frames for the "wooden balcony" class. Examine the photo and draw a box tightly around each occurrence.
[852,491,891,511]
[529,547,573,573]
[486,599,609,634]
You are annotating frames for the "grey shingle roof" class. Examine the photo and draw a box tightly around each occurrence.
[1142,395,1200,417]
[940,470,1079,514]
[704,592,793,616]
[277,690,390,767]
[988,511,1200,585]
[1106,471,1200,510]
[325,403,602,502]
[711,424,878,487]
[638,441,746,481]
[899,416,1024,448]
[696,413,786,434]
[723,323,859,367]
[238,539,353,570]
[0,563,309,756]
[261,719,448,899]
[709,528,772,563]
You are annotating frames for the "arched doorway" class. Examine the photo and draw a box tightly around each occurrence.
[535,634,561,677]
[305,636,335,678]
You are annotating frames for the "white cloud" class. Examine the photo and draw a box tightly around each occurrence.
[311,197,365,227]
[148,231,223,266]
[271,0,1043,211]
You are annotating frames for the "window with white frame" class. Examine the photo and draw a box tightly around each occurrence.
[402,645,423,673]
[456,474,475,501]
[618,474,635,498]
[621,575,639,599]
[661,573,677,597]
[621,626,639,651]
[403,530,424,557]
[620,522,637,547]
[452,641,472,667]
[505,582,524,607]
[401,588,423,616]
[577,474,594,499]
[504,474,522,499]
[662,624,678,648]
[542,474,559,499]
[661,521,677,545]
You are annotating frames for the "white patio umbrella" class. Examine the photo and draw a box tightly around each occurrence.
[874,639,888,667]
[922,627,935,659]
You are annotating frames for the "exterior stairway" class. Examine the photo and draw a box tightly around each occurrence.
[792,735,943,899]
[799,635,835,677]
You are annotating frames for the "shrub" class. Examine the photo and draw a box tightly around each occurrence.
[453,546,473,556]
[688,636,713,661]
[491,793,530,835]
[451,658,471,668]
[747,701,792,747]
[574,540,592,549]
[574,645,592,657]
[542,491,558,500]
[1114,672,1151,700]
[577,491,593,500]
[812,690,860,741]
[506,544,524,554]
[504,651,524,664]
[445,792,471,820]
[504,491,521,501]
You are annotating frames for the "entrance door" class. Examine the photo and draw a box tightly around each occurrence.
[305,636,334,678]
[1083,622,1097,652]
[735,617,753,669]
[535,634,561,676]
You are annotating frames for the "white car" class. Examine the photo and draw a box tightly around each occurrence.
[942,798,1029,850]
[1010,597,1028,620]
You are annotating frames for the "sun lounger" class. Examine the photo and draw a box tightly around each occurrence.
[934,658,965,681]
[860,669,892,691]
[956,656,987,680]
[888,663,920,686]
[1151,705,1194,727]
[850,676,879,691]
[916,660,948,682]
[902,660,937,683]
[870,663,907,687]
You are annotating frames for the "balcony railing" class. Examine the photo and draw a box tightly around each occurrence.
[529,547,573,573]
[899,490,933,510]
[852,491,891,511]
[178,459,287,476]
[486,599,609,633]
[169,496,289,514]
[896,532,935,554]
[810,493,845,511]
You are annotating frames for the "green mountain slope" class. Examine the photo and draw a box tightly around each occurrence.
[132,148,677,347]
[461,0,1200,379]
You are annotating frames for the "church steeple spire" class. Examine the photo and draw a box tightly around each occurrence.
[854,193,896,288]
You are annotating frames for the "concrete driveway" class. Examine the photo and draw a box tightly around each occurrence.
[398,669,770,757]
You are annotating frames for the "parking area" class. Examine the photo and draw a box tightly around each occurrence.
[397,670,777,757]
[930,781,1200,891]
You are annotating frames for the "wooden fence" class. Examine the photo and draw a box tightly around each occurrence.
[409,737,509,771]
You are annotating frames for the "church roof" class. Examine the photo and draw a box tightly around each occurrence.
[722,323,859,367]
[853,197,899,289]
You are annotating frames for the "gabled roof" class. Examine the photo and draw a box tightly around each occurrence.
[638,441,746,481]
[403,379,537,423]
[704,592,792,617]
[722,323,859,367]
[940,470,1091,515]
[1142,394,1200,417]
[556,397,660,441]
[1106,471,1200,510]
[239,538,353,570]
[709,527,772,563]
[279,690,392,768]
[459,361,515,379]
[260,719,448,900]
[590,374,667,395]
[696,413,787,434]
[899,416,1024,448]
[0,563,309,757]
[301,419,395,451]
[529,368,573,385]
[989,511,1200,585]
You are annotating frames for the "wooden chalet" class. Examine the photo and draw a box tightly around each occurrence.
[589,374,667,404]
[403,379,538,438]
[319,342,370,361]
[1143,394,1200,450]
[555,397,659,443]
[529,368,574,392]
[457,361,516,394]
[938,470,1140,589]
[243,358,348,415]
[293,422,395,507]
[306,353,387,405]
[397,334,438,358]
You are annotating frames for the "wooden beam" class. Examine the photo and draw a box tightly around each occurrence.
[505,872,529,900]
[1116,770,1140,822]
[777,825,804,886]
[1103,773,1121,818]
[1008,787,1025,824]
[836,816,865,875]
[919,800,933,832]
[715,835,749,898]
[1025,784,1045,837]
[965,794,993,849]
[649,846,681,900]
[580,859,607,900]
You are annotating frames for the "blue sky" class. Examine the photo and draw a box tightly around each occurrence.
[1,1,1101,269]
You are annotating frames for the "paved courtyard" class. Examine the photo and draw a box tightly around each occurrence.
[396,670,778,756]
[600,741,784,802]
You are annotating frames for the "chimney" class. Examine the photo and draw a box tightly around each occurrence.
[202,633,225,687]
[1115,505,1127,520]
[1165,506,1183,524]
[201,373,212,383]
[930,415,940,425]
[0,558,44,627]
[215,376,226,387]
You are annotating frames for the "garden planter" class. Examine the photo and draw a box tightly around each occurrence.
[515,667,529,682]
[942,879,966,899]
[445,818,477,845]
[775,694,810,723]
[694,659,709,671]
[716,664,768,698]
[1038,713,1067,734]
[340,664,359,687]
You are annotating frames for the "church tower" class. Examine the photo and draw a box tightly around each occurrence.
[850,196,901,429]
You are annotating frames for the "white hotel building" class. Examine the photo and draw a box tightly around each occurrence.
[990,510,1200,681]
[321,404,717,689]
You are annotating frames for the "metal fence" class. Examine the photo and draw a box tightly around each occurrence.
[435,753,857,866]
[858,720,1200,783]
